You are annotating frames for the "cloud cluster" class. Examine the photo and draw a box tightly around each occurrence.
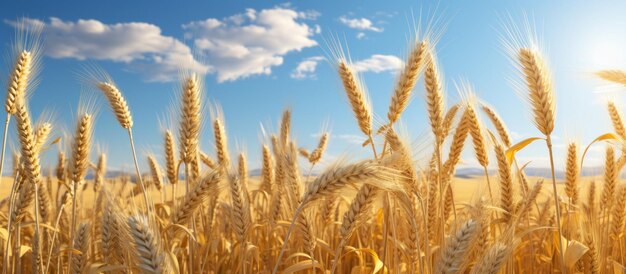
[9,17,208,82]
[183,8,319,82]
[353,54,403,73]
[7,7,320,83]
[291,56,325,79]
[338,16,382,32]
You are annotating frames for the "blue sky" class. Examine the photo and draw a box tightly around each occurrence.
[2,1,626,174]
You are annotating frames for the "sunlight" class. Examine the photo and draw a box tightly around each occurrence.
[589,40,625,70]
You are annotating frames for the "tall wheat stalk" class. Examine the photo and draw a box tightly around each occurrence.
[518,47,564,271]
[94,75,150,214]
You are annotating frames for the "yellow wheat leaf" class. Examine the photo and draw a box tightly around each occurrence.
[582,133,620,168]
[505,137,544,164]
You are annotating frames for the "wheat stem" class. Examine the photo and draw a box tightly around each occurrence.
[128,128,150,214]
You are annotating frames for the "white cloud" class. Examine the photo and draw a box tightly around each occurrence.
[356,32,366,40]
[339,16,382,32]
[183,7,319,82]
[353,55,403,73]
[291,56,325,79]
[8,17,208,82]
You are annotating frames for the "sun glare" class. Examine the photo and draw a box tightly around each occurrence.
[589,41,625,69]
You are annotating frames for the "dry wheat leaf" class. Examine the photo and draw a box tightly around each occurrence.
[282,260,323,274]
[564,240,588,268]
[505,137,544,164]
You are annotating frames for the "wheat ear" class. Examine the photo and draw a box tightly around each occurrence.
[97,82,133,129]
[213,117,230,168]
[436,219,479,274]
[127,215,169,273]
[470,242,510,274]
[565,142,579,205]
[495,144,514,222]
[330,184,378,273]
[171,171,221,225]
[260,145,274,194]
[147,155,164,191]
[338,60,372,136]
[481,104,512,147]
[70,222,90,274]
[425,50,445,143]
[601,146,617,210]
[388,40,427,124]
[596,70,626,86]
[519,48,555,136]
[442,104,460,138]
[93,153,106,193]
[308,132,329,164]
[164,130,178,185]
[179,74,201,164]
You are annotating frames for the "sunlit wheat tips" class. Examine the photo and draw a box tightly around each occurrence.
[607,101,626,140]
[518,48,555,136]
[5,18,43,115]
[279,109,291,148]
[308,132,329,164]
[388,40,428,124]
[481,103,512,147]
[96,81,133,129]
[596,70,626,87]
[337,59,372,136]
[425,49,445,142]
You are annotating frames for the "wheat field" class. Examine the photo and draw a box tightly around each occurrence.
[2,15,626,274]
